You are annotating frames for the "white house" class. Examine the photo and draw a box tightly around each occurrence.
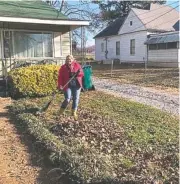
[0,1,89,77]
[94,17,125,62]
[94,3,179,67]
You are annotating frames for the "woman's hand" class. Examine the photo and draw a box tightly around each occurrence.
[75,69,80,77]
[59,85,63,91]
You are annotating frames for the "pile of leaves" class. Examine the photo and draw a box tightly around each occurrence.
[44,108,178,183]
[9,92,179,184]
[50,109,125,154]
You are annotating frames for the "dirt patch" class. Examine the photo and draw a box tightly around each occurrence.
[0,97,56,184]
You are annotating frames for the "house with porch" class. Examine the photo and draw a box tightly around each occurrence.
[94,3,179,67]
[0,1,89,77]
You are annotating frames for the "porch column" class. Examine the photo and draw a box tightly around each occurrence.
[70,30,72,55]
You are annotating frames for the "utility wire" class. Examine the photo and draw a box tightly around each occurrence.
[130,5,179,32]
[3,15,179,55]
[0,1,178,20]
[96,2,178,35]
[150,17,179,31]
[118,2,179,28]
[122,1,178,21]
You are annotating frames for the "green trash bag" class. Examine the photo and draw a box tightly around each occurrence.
[82,65,95,90]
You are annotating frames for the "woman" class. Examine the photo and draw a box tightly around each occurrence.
[58,55,84,120]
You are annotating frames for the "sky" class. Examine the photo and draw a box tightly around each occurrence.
[68,0,179,47]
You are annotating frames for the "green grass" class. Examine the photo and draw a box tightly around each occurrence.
[80,92,178,145]
[9,91,179,183]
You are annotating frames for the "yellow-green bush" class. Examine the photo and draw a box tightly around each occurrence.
[8,65,60,98]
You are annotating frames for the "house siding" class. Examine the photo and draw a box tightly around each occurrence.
[61,32,70,57]
[95,35,121,62]
[54,32,62,58]
[95,38,105,61]
[95,9,147,63]
[118,10,146,34]
[54,31,71,61]
[118,9,147,63]
[120,31,148,63]
[106,36,121,60]
[95,31,148,63]
[148,49,179,67]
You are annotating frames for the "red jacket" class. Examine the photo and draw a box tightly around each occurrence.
[58,61,84,91]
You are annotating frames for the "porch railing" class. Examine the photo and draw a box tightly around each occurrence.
[0,58,66,78]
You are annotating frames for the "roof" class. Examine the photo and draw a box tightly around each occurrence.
[0,0,68,20]
[94,4,179,39]
[173,20,179,31]
[94,17,125,38]
[0,0,89,31]
[132,4,179,32]
[145,31,179,44]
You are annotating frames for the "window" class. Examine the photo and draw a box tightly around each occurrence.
[43,33,53,57]
[3,31,53,58]
[157,43,166,50]
[101,43,104,52]
[130,21,133,26]
[167,42,177,49]
[149,44,157,50]
[116,41,120,55]
[130,39,135,55]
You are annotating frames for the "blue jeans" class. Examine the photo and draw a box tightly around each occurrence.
[61,87,81,110]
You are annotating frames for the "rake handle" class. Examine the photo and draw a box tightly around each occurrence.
[59,69,80,91]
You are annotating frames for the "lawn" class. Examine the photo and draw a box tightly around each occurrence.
[91,63,179,91]
[9,91,179,183]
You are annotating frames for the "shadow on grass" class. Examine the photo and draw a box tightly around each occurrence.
[3,106,67,184]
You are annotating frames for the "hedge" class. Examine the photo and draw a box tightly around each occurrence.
[8,65,60,98]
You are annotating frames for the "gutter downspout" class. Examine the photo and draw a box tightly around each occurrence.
[146,44,148,68]
[144,44,148,81]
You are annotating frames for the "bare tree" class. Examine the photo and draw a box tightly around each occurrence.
[45,0,97,49]
[45,0,59,7]
[92,0,166,25]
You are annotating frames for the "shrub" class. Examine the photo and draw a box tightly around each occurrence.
[8,65,60,98]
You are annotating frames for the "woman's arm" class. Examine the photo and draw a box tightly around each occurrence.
[76,62,84,77]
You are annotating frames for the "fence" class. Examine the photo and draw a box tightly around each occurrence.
[91,61,179,90]
[0,58,67,78]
